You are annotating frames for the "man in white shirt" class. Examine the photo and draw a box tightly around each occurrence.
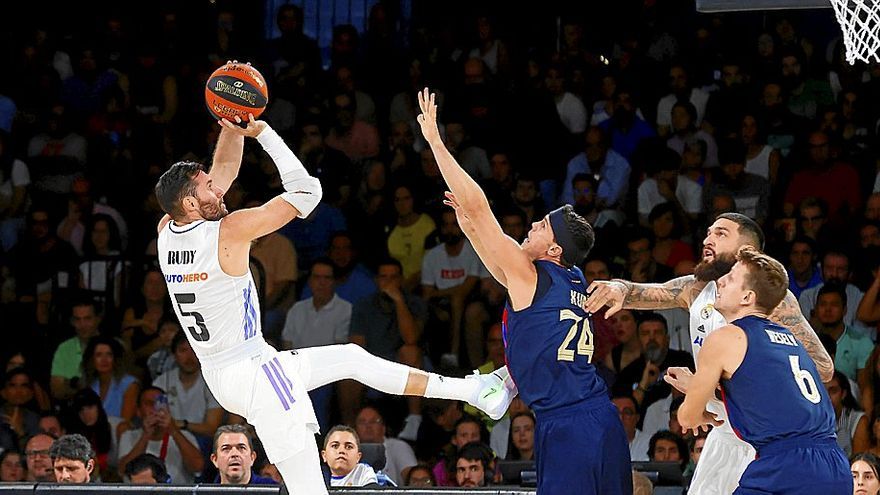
[152,334,223,449]
[354,405,417,485]
[656,64,709,136]
[421,209,487,367]
[117,387,204,483]
[799,250,869,334]
[282,257,352,429]
[637,147,702,225]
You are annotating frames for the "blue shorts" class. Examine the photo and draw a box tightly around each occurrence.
[734,438,851,495]
[534,396,632,495]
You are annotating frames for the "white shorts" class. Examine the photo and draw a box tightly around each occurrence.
[202,345,319,463]
[689,426,756,495]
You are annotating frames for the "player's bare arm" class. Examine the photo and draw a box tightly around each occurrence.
[678,325,744,434]
[418,88,535,308]
[768,290,834,383]
[585,275,701,316]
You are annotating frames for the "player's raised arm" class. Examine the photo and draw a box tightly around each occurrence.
[677,325,744,434]
[769,290,834,383]
[221,118,322,242]
[208,116,247,194]
[417,88,534,300]
[585,276,699,316]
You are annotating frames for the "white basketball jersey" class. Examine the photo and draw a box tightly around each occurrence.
[689,280,737,434]
[157,220,265,364]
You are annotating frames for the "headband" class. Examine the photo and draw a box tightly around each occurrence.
[548,206,586,267]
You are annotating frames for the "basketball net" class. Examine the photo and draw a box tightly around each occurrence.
[829,0,880,64]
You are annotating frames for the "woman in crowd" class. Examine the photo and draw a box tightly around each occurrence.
[827,370,869,458]
[81,336,139,434]
[852,452,880,495]
[604,309,643,393]
[505,411,535,461]
[120,268,170,371]
[0,450,26,482]
[648,202,694,269]
[386,184,435,290]
[66,388,115,482]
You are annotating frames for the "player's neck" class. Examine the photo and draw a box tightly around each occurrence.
[720,307,767,322]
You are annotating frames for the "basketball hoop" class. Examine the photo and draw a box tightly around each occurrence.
[828,0,880,64]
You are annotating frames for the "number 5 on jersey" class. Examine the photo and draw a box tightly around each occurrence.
[174,292,211,341]
[557,309,594,362]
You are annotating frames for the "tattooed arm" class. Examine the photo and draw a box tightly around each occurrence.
[585,275,701,316]
[769,290,835,383]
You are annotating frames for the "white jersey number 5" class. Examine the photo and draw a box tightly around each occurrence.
[789,355,821,404]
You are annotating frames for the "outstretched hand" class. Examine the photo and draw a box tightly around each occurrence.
[443,191,473,232]
[416,88,441,143]
[218,113,267,138]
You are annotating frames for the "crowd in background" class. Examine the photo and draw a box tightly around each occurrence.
[0,0,879,490]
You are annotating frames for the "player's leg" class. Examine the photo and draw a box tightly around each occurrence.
[295,343,515,419]
[274,437,328,495]
[690,429,754,495]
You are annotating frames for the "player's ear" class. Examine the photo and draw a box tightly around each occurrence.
[741,289,754,307]
[548,242,562,259]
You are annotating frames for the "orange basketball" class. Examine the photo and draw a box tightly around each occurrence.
[204,62,269,122]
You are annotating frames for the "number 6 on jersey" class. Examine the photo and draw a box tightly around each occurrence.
[557,309,594,362]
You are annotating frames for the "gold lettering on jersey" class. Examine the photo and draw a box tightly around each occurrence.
[764,329,799,347]
[214,80,257,105]
[570,290,586,308]
[165,272,209,284]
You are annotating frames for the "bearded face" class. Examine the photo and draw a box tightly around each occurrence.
[197,194,228,221]
[694,251,737,282]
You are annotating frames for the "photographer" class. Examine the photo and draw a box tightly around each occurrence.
[116,387,204,483]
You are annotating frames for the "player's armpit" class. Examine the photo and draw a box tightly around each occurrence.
[619,275,699,311]
[769,290,835,383]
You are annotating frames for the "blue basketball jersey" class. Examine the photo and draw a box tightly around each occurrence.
[502,260,607,413]
[722,315,837,451]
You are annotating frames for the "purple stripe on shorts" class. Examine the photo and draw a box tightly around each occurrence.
[273,357,295,390]
[261,363,290,411]
[269,359,296,404]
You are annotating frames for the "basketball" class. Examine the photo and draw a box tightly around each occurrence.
[204,62,269,122]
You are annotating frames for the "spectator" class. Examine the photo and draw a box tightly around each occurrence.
[65,389,113,482]
[598,87,656,160]
[780,50,833,120]
[454,442,494,488]
[51,299,103,401]
[249,201,299,340]
[604,309,643,387]
[211,424,277,485]
[637,146,703,226]
[797,197,831,245]
[313,231,378,305]
[77,214,126,307]
[258,462,283,483]
[50,433,95,483]
[0,449,26,482]
[812,282,872,384]
[628,312,694,410]
[403,463,436,487]
[504,411,535,461]
[510,175,546,226]
[325,91,380,163]
[25,433,56,482]
[117,386,204,483]
[740,113,782,187]
[152,333,223,447]
[38,412,65,438]
[703,60,750,138]
[124,453,168,484]
[81,336,139,429]
[433,415,484,486]
[283,258,352,429]
[705,140,771,224]
[1,367,40,439]
[656,64,710,137]
[632,470,654,495]
[623,227,674,283]
[0,130,31,252]
[560,126,631,210]
[544,63,587,136]
[387,184,436,289]
[613,393,650,462]
[648,430,688,472]
[56,178,128,255]
[445,118,490,181]
[648,202,694,269]
[851,452,880,495]
[266,4,322,95]
[145,318,180,380]
[800,250,868,332]
[666,101,718,168]
[825,371,867,458]
[321,425,379,487]
[354,405,417,485]
[4,351,50,412]
[785,236,823,299]
[279,200,347,275]
[120,268,170,368]
[347,258,426,422]
[784,131,861,226]
[421,209,484,367]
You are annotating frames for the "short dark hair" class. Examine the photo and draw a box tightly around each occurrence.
[124,453,168,482]
[155,161,202,218]
[376,257,403,274]
[171,331,190,354]
[818,280,848,308]
[3,367,32,388]
[648,430,688,468]
[311,256,335,273]
[323,425,360,450]
[49,434,95,464]
[456,441,494,466]
[138,386,166,406]
[637,312,669,334]
[213,424,254,453]
[716,212,765,250]
[558,205,595,268]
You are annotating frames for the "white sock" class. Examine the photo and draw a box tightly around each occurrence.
[424,373,479,402]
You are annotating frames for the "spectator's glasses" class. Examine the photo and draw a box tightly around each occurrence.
[618,408,637,417]
[25,449,50,458]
